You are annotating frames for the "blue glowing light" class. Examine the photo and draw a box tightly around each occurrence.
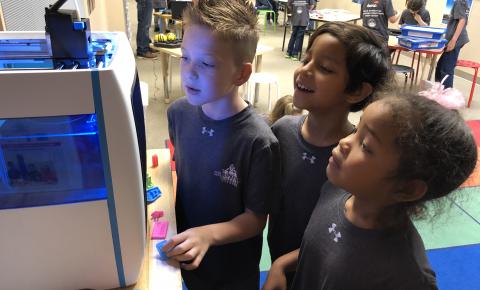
[0,114,107,210]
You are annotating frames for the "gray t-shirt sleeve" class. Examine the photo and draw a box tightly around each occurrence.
[452,0,468,20]
[385,0,396,19]
[244,142,281,214]
[424,10,431,25]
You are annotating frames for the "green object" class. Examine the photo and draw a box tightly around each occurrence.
[146,173,154,189]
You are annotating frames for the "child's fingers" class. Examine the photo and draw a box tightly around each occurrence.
[180,254,204,271]
[172,248,198,262]
[166,239,193,257]
[162,233,186,252]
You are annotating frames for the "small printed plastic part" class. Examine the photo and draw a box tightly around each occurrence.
[152,154,158,168]
[151,221,169,240]
[156,240,169,261]
[151,210,164,221]
[146,186,162,204]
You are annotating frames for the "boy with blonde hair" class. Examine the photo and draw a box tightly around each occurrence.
[163,1,281,289]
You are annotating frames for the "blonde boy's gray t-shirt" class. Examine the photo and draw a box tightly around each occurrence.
[167,97,280,282]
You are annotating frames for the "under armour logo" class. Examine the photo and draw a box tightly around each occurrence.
[328,223,342,243]
[302,152,316,164]
[201,127,214,137]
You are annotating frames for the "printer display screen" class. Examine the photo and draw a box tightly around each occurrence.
[0,114,107,210]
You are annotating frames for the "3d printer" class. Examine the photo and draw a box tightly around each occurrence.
[0,1,147,289]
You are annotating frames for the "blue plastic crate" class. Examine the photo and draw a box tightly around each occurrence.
[400,25,446,40]
[397,36,447,50]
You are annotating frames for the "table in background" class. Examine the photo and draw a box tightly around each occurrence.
[388,35,444,84]
[113,149,182,290]
[151,44,274,104]
[153,12,183,37]
[282,9,361,53]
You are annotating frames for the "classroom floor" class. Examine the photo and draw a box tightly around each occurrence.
[128,3,480,289]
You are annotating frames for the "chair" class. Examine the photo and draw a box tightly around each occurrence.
[392,64,415,89]
[257,10,276,33]
[456,59,480,108]
[246,72,279,111]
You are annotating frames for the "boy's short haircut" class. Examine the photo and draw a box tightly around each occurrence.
[182,0,259,66]
[307,22,392,112]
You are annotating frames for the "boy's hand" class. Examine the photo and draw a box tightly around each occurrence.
[262,262,287,290]
[446,39,457,52]
[162,226,213,270]
[413,13,422,22]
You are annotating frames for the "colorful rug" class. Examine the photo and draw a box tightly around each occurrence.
[462,120,480,188]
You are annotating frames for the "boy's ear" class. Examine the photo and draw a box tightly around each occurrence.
[346,82,373,104]
[394,179,428,203]
[233,63,253,86]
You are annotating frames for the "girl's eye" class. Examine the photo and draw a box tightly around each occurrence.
[318,65,333,73]
[361,142,372,154]
[180,56,188,61]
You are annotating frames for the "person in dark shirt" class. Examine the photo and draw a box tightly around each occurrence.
[264,22,391,290]
[163,1,281,289]
[291,93,477,289]
[361,0,400,41]
[435,0,470,88]
[285,0,315,60]
[399,0,430,26]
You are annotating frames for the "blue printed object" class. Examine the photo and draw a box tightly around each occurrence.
[156,240,169,260]
[146,186,162,203]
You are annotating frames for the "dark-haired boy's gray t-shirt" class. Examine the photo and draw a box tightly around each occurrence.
[268,115,335,262]
[291,182,438,290]
[446,0,469,48]
[167,97,280,284]
[361,0,396,41]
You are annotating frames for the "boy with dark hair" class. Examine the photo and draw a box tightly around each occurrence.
[163,1,281,289]
[435,0,470,88]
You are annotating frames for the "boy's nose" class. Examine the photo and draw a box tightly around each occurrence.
[184,65,199,80]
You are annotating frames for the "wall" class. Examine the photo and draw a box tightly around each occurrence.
[317,0,480,76]
[89,0,126,32]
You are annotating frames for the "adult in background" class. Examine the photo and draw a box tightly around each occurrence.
[136,0,156,58]
[435,0,470,88]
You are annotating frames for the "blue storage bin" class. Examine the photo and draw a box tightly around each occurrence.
[400,25,446,40]
[397,36,447,50]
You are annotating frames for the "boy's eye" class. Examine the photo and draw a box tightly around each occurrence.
[202,62,215,68]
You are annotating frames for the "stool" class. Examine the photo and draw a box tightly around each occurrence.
[246,72,279,111]
[392,64,415,89]
[456,59,480,108]
[257,10,276,33]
